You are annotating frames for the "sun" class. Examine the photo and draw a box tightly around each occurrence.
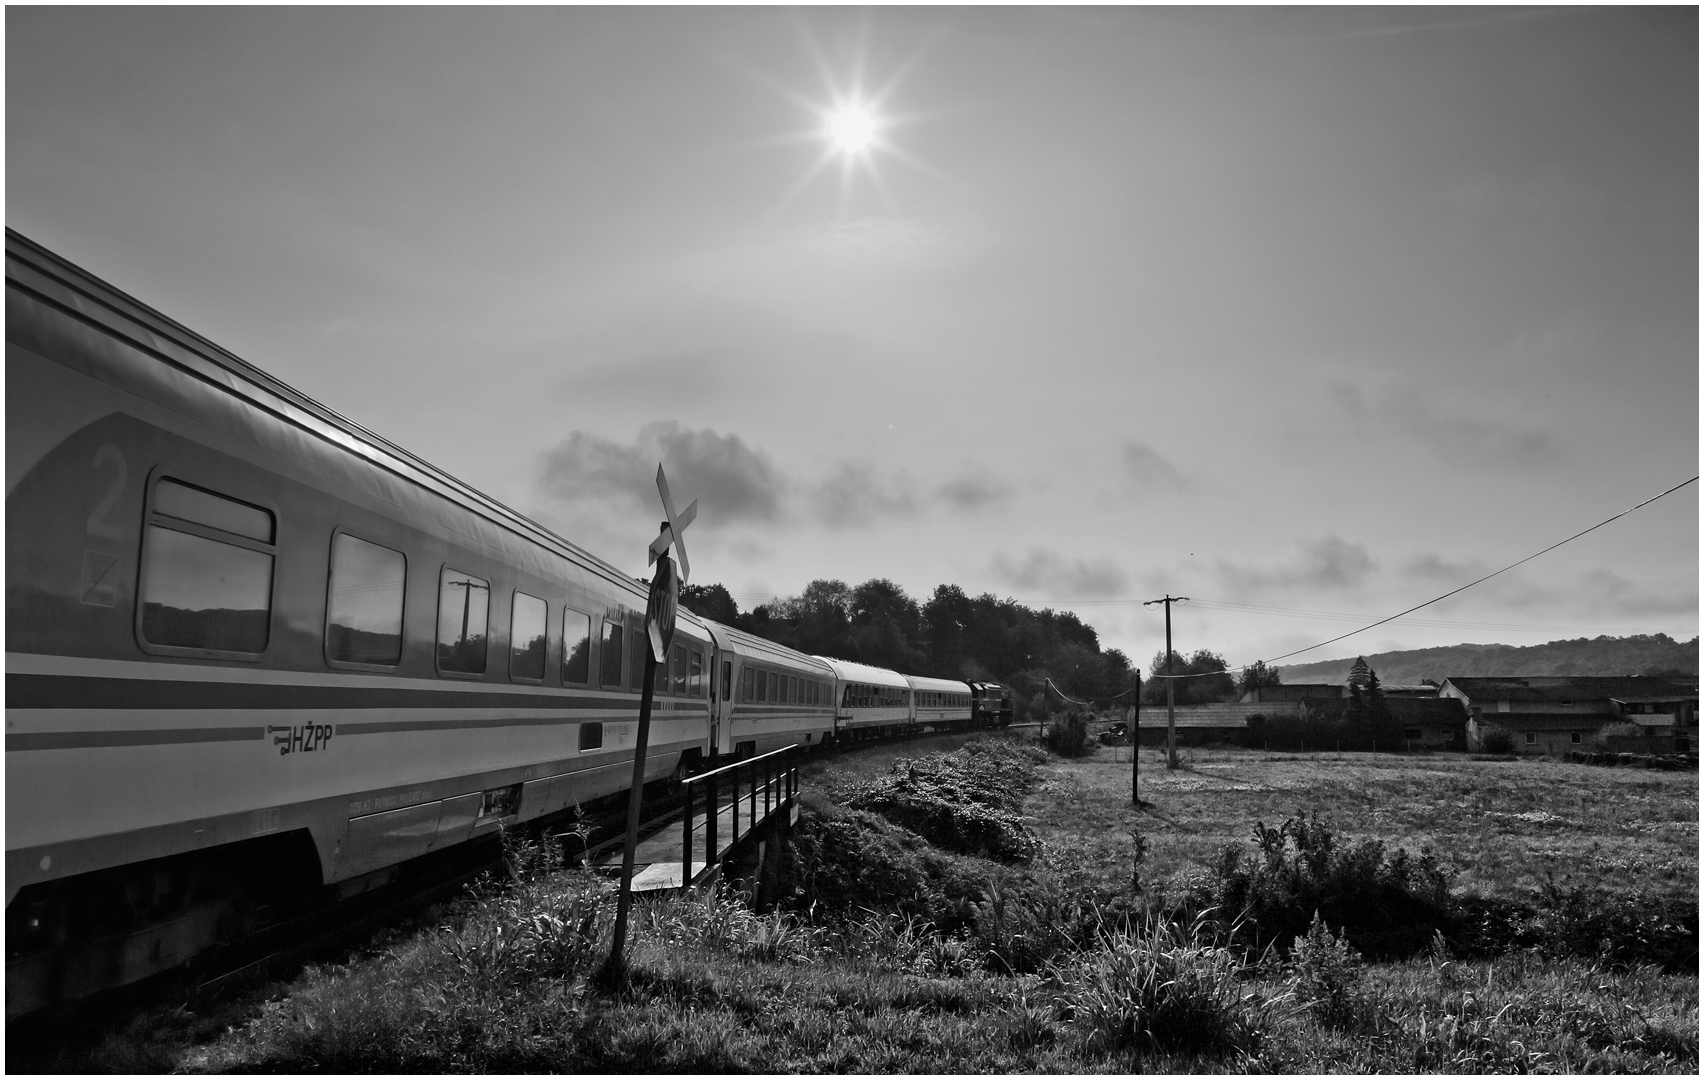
[827,103,878,154]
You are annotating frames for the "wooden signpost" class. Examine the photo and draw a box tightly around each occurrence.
[602,465,696,986]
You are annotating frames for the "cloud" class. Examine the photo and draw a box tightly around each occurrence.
[1491,568,1700,619]
[535,425,1002,531]
[1120,441,1188,491]
[537,421,785,524]
[1331,381,1558,470]
[808,461,919,527]
[1401,553,1492,583]
[991,548,1129,598]
[936,469,1011,512]
[1216,535,1377,594]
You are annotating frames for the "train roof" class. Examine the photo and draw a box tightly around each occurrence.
[813,656,910,689]
[4,228,656,605]
[699,619,834,676]
[904,674,973,694]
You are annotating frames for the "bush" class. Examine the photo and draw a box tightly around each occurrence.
[1044,712,1093,758]
[1530,878,1699,973]
[1195,810,1454,959]
[1480,728,1516,755]
[843,743,1041,862]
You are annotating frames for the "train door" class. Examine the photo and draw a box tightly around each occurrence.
[702,621,736,757]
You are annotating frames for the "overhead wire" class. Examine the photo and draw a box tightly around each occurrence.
[1145,474,1699,679]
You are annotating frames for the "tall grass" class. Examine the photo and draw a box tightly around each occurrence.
[1052,911,1284,1059]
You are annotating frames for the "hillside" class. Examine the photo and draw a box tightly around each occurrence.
[1276,634,1699,686]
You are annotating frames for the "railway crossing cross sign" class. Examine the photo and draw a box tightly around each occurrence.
[645,465,695,662]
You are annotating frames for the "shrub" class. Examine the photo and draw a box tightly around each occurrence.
[1530,877,1699,973]
[1044,712,1093,758]
[1480,728,1516,755]
[843,743,1040,862]
[1197,810,1454,959]
[1055,912,1275,1059]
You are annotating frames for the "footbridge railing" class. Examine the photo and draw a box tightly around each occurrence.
[680,744,798,888]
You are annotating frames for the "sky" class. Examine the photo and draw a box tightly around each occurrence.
[8,7,1697,673]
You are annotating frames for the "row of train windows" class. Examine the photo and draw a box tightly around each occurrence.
[135,476,707,693]
[738,666,830,707]
[843,683,908,709]
[919,692,968,708]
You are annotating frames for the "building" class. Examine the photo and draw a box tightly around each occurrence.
[1136,701,1302,746]
[1438,676,1698,755]
[1383,696,1468,750]
[1239,684,1345,704]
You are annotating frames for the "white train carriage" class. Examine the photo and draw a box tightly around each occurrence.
[5,228,733,1015]
[701,619,836,757]
[906,674,974,731]
[816,656,914,740]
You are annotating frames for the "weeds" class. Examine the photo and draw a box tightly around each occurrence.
[1044,712,1093,758]
[1289,911,1366,1030]
[1053,911,1280,1059]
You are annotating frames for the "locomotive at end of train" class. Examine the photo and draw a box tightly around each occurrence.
[4,229,1012,1018]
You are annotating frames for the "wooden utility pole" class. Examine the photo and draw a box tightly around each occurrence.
[1143,594,1188,770]
[1131,671,1141,806]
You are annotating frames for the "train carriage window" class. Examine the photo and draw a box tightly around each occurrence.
[510,592,547,682]
[672,645,688,695]
[138,478,277,657]
[436,568,490,674]
[789,676,798,704]
[690,652,704,697]
[562,610,592,684]
[600,620,624,688]
[740,666,752,702]
[722,660,732,700]
[325,533,405,667]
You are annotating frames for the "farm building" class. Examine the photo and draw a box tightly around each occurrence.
[1136,701,1301,746]
[1239,683,1345,703]
[1439,676,1698,755]
[1383,696,1469,749]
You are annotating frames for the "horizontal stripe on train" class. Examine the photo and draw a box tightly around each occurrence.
[5,673,707,712]
[6,710,704,751]
[9,727,267,750]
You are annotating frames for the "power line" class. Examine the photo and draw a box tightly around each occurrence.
[1254,475,1698,666]
[1145,474,1698,678]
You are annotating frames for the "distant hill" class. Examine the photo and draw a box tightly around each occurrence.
[1276,634,1699,686]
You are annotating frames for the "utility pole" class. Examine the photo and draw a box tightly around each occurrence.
[1143,594,1188,770]
[1131,671,1141,806]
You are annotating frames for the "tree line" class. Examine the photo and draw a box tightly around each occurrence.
[679,579,1136,718]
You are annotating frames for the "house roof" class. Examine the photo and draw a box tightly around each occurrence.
[1385,697,1468,727]
[1441,676,1698,704]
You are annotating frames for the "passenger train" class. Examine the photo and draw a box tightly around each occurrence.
[3,229,1013,1016]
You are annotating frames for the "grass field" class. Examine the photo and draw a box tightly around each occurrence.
[1035,744,1698,900]
[27,734,1698,1073]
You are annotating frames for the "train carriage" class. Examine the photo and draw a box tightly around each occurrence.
[815,656,913,739]
[5,229,721,1015]
[700,619,836,757]
[905,674,974,730]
